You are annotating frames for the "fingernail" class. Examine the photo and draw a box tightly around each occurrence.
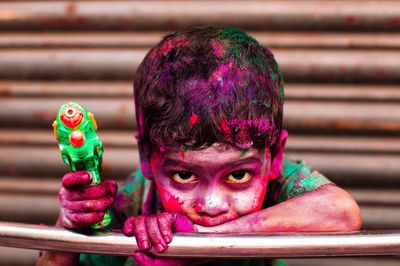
[155,244,165,253]
[83,173,91,181]
[164,235,171,243]
[141,240,150,250]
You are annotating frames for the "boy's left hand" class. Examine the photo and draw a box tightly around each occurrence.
[123,212,195,253]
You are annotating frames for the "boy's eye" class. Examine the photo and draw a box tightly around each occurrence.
[171,171,197,184]
[226,170,252,184]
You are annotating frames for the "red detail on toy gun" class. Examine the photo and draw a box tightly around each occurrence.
[69,130,85,147]
[60,105,83,128]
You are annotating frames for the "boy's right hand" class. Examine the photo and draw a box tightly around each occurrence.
[57,171,118,229]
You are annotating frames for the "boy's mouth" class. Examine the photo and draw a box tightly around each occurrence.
[190,212,239,226]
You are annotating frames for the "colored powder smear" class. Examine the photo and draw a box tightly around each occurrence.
[241,149,250,157]
[180,147,187,159]
[190,113,198,125]
[211,40,226,58]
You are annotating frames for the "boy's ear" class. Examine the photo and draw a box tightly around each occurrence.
[269,130,288,180]
[138,140,153,179]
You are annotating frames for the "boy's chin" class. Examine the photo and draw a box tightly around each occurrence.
[189,213,239,227]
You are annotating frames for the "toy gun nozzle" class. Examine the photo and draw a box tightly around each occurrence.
[60,105,83,128]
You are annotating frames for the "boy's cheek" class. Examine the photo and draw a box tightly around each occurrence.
[231,186,267,215]
[156,182,191,214]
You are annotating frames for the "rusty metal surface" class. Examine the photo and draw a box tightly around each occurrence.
[284,101,400,133]
[0,98,135,129]
[1,49,400,82]
[0,129,137,147]
[0,81,132,98]
[2,98,400,133]
[2,81,400,102]
[0,177,62,195]
[2,129,400,154]
[349,189,400,206]
[288,152,400,188]
[1,1,400,31]
[285,84,400,102]
[0,49,143,80]
[2,32,400,49]
[0,146,138,180]
[286,135,400,154]
[0,195,58,224]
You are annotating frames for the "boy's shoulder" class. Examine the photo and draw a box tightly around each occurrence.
[114,168,148,219]
[267,156,334,204]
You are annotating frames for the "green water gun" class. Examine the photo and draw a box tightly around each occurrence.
[52,102,111,229]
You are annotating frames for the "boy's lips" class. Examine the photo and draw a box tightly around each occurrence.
[189,212,239,226]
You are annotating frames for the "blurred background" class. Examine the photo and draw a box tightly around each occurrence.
[0,0,399,265]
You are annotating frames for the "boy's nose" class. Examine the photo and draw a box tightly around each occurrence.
[195,193,229,217]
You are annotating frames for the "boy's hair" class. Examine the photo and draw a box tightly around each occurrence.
[134,26,284,153]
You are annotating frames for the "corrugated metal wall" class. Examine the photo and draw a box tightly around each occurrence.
[0,1,399,265]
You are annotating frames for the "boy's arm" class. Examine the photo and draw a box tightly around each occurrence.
[196,184,362,233]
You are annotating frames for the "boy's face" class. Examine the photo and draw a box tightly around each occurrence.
[150,144,273,227]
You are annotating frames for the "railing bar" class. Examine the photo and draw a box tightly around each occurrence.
[1,222,400,258]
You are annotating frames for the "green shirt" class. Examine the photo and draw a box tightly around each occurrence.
[80,156,333,266]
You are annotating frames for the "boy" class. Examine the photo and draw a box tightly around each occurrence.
[38,26,361,266]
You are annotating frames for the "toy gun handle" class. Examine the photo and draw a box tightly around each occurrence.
[52,102,111,229]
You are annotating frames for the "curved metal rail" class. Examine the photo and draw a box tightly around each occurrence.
[0,222,400,258]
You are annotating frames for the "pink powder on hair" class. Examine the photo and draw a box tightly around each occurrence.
[160,39,174,56]
[152,37,190,58]
[190,113,198,125]
[211,40,226,57]
[220,121,232,139]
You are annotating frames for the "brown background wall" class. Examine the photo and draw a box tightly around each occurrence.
[0,1,399,265]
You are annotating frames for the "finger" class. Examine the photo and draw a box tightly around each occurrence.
[157,213,174,243]
[65,211,104,228]
[133,216,151,251]
[62,180,117,201]
[62,171,92,188]
[146,215,167,253]
[61,197,114,212]
[108,180,118,196]
[133,251,154,266]
[123,216,136,236]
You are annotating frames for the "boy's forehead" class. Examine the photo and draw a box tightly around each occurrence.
[154,143,264,166]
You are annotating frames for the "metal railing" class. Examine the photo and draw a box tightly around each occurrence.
[0,221,399,258]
